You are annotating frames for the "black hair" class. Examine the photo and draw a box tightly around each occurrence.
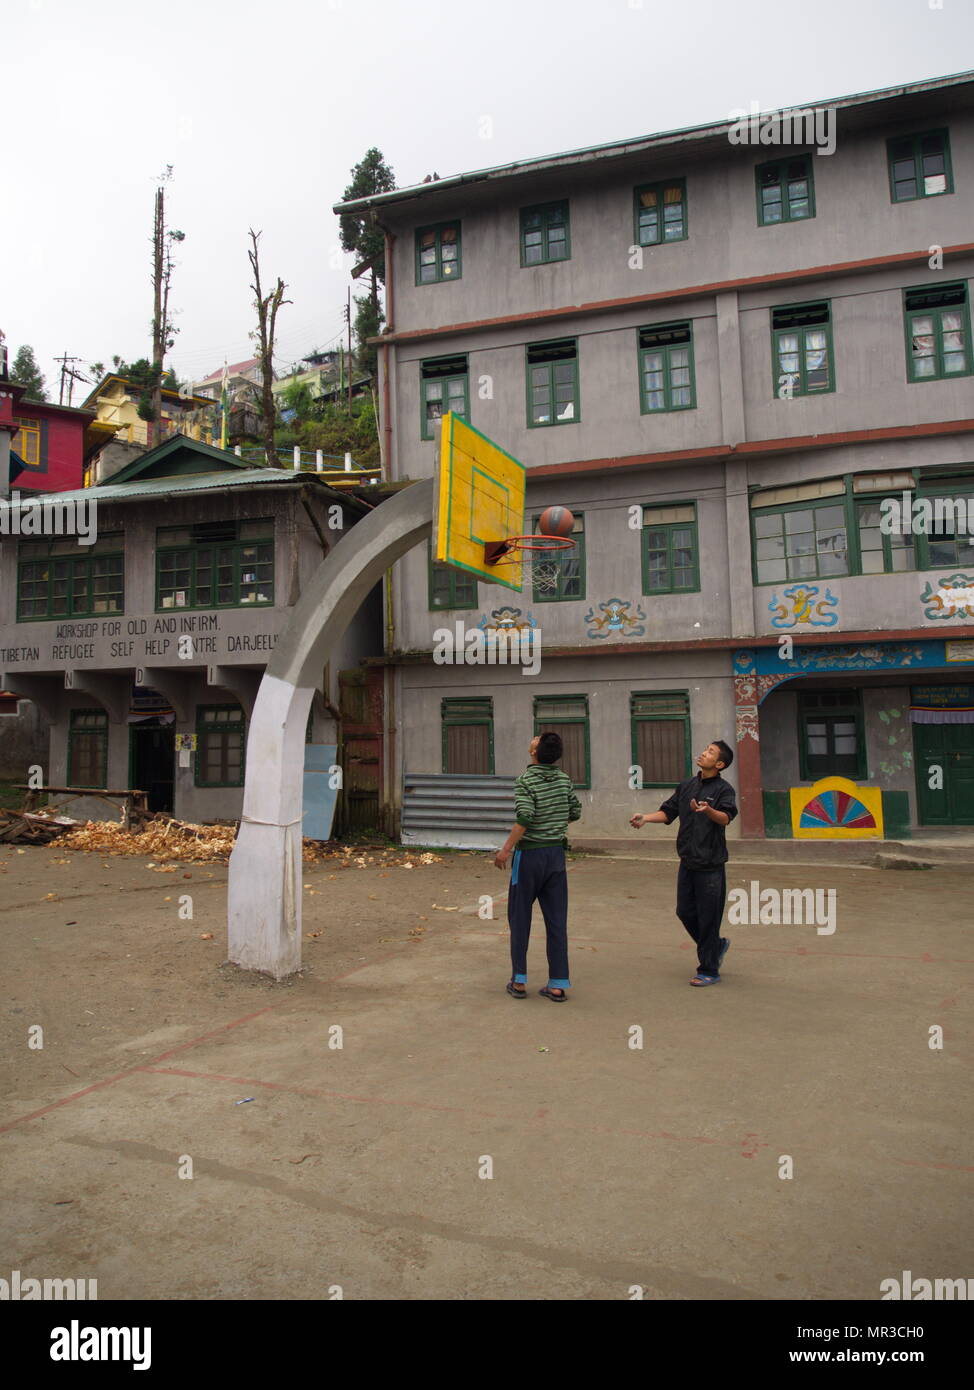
[712,738,734,770]
[536,731,563,764]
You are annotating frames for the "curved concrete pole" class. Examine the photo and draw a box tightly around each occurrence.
[228,479,434,977]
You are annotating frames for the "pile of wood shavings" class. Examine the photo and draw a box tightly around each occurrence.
[52,819,443,868]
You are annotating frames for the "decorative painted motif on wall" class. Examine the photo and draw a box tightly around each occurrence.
[738,641,963,679]
[790,776,883,839]
[768,584,839,629]
[584,598,647,639]
[875,706,912,780]
[733,671,792,741]
[475,606,538,638]
[921,574,974,621]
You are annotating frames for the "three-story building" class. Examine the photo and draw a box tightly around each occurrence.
[337,71,974,843]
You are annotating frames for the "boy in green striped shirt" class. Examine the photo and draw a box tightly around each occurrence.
[494,732,582,1001]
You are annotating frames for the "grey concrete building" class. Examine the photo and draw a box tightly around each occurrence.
[0,437,382,827]
[336,71,974,844]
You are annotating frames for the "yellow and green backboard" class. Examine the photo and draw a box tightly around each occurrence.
[434,412,526,591]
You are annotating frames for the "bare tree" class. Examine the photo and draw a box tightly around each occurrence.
[248,229,291,468]
[149,167,185,445]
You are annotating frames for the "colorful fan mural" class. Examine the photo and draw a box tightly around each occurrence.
[790,777,883,839]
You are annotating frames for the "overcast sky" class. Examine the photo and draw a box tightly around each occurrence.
[2,0,971,404]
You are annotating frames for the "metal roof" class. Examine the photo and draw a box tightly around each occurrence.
[334,69,974,215]
[1,468,369,511]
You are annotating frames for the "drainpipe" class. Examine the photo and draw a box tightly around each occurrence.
[376,220,398,834]
[378,223,395,485]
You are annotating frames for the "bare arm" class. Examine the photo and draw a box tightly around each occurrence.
[494,822,527,869]
[630,810,671,828]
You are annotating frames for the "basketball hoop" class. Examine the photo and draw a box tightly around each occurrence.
[484,535,575,594]
[484,535,575,565]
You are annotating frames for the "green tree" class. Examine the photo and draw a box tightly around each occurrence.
[10,345,47,400]
[279,377,317,421]
[339,148,396,289]
[340,148,396,378]
[352,293,385,381]
[285,398,380,471]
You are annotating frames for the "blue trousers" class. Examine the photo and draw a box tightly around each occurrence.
[507,845,570,988]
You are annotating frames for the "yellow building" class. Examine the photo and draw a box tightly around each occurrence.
[82,374,216,449]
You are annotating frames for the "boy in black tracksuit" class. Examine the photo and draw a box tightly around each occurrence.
[630,739,738,986]
[495,731,582,1001]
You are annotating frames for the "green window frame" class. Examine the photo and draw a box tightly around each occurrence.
[530,512,585,602]
[630,691,691,788]
[415,221,461,284]
[520,201,570,266]
[68,709,109,788]
[155,518,273,611]
[903,283,972,383]
[756,155,815,225]
[641,504,699,594]
[633,179,687,246]
[798,691,866,781]
[772,301,834,397]
[638,322,695,412]
[421,354,469,440]
[856,497,916,575]
[196,705,246,788]
[526,338,579,427]
[916,479,974,570]
[17,536,124,621]
[533,695,590,790]
[753,473,974,582]
[887,129,953,203]
[751,489,849,585]
[428,542,478,611]
[441,697,494,775]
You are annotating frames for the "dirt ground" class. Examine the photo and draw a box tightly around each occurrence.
[0,840,971,1301]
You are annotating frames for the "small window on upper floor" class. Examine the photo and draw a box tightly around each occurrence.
[526,339,578,427]
[415,222,461,284]
[421,355,469,440]
[772,301,833,397]
[904,283,972,383]
[520,201,570,266]
[756,156,814,225]
[887,130,953,202]
[633,180,687,245]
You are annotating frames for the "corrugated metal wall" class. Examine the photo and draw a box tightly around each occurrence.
[401,772,516,849]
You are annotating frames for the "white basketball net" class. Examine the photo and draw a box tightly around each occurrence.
[527,555,561,594]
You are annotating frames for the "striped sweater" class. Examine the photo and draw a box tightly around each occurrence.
[514,763,583,848]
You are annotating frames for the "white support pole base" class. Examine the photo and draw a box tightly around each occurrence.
[227,819,303,978]
[226,479,434,979]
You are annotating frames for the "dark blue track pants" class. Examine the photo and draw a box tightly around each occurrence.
[507,845,570,988]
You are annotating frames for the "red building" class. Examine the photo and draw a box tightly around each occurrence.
[0,354,94,494]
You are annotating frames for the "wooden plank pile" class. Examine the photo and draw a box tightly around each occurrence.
[0,808,78,845]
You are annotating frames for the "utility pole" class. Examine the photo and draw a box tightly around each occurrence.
[54,351,84,406]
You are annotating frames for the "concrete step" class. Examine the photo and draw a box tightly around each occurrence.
[572,837,974,869]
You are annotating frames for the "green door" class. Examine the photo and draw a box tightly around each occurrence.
[914,723,974,825]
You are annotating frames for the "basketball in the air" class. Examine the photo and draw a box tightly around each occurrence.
[538,506,575,537]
